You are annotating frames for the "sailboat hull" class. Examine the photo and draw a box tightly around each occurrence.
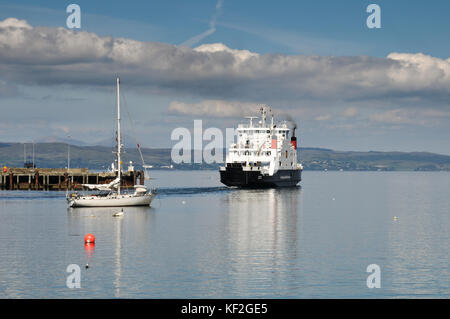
[68,193,155,207]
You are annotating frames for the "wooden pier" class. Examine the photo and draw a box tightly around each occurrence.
[0,168,144,191]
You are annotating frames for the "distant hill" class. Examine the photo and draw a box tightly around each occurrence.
[27,134,139,148]
[299,148,450,171]
[0,142,449,171]
[93,133,141,148]
[0,142,171,170]
[34,136,90,146]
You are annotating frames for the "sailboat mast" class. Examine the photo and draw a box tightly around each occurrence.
[117,77,122,195]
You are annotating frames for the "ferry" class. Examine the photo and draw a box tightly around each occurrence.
[220,107,303,188]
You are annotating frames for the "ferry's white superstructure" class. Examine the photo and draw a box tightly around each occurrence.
[220,107,302,188]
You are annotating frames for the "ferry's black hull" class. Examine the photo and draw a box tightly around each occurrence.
[220,167,301,188]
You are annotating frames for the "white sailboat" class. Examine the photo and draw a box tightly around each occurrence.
[67,77,155,208]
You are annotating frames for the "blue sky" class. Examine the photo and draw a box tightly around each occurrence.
[0,0,449,154]
[2,0,450,57]
[0,0,450,58]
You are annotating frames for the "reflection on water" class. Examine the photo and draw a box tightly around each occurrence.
[66,206,153,298]
[62,188,305,298]
[114,211,121,298]
[0,171,449,298]
[222,188,302,297]
[84,243,95,266]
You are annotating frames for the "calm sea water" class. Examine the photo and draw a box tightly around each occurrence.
[0,171,449,298]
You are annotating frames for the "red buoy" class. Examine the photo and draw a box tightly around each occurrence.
[84,233,95,244]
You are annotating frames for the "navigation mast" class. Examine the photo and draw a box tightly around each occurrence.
[116,77,122,195]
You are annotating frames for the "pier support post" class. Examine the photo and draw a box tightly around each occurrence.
[64,172,68,190]
[9,173,13,190]
[35,171,39,190]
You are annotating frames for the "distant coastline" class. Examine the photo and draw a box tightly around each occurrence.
[1,142,449,171]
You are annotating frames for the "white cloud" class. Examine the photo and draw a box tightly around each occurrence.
[0,17,449,113]
[194,43,258,62]
[0,17,31,29]
[342,107,359,117]
[315,114,332,121]
[387,53,450,91]
[168,99,260,117]
[369,108,450,126]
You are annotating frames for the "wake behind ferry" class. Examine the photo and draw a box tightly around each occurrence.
[220,107,303,188]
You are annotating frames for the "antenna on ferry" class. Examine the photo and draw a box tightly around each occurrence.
[270,108,274,128]
[245,116,257,127]
[260,106,266,126]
